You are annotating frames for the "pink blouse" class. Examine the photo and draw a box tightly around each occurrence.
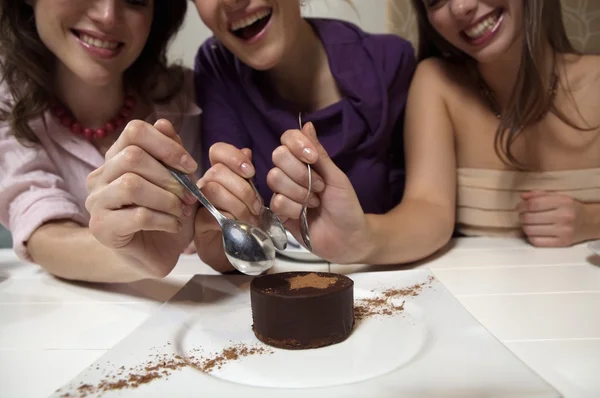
[0,71,202,261]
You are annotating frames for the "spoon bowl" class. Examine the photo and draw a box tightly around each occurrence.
[247,178,288,251]
[165,165,276,275]
[589,240,600,256]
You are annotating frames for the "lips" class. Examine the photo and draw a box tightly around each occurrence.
[71,29,124,51]
[461,8,504,44]
[229,8,272,41]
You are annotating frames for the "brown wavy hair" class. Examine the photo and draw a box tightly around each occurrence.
[0,0,188,145]
[411,0,593,167]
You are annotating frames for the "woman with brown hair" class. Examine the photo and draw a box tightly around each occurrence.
[0,0,202,282]
[247,0,600,265]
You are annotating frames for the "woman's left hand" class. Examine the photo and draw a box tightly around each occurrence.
[518,191,586,247]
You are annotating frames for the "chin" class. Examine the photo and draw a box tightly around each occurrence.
[76,69,118,87]
[237,47,285,71]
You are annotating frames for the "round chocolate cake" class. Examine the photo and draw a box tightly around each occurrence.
[250,271,354,350]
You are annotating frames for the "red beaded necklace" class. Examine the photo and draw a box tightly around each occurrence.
[50,94,136,140]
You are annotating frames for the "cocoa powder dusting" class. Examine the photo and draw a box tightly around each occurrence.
[287,273,338,290]
[57,343,273,397]
[354,277,435,321]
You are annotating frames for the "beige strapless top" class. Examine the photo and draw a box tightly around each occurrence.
[456,168,600,237]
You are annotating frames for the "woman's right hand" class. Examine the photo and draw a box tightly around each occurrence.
[192,143,264,272]
[85,119,198,278]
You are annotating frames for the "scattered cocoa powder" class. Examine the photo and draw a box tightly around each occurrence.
[56,343,273,397]
[287,273,338,290]
[354,277,435,321]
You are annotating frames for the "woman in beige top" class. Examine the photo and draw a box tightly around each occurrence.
[217,0,599,265]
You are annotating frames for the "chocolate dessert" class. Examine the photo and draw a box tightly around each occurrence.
[250,271,354,349]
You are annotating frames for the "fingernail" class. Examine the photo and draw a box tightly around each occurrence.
[309,195,320,208]
[302,147,316,162]
[182,204,193,217]
[180,154,197,173]
[241,162,254,178]
[313,178,325,192]
[253,201,262,216]
[183,191,196,204]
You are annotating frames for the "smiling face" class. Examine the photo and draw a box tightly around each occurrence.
[423,0,524,64]
[193,0,304,70]
[32,0,153,86]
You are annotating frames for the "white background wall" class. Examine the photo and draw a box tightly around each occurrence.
[167,0,388,68]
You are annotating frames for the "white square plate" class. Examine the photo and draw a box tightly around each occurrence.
[53,270,561,398]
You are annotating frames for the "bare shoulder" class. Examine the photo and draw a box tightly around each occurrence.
[411,58,472,99]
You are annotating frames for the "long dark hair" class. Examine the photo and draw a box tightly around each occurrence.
[0,0,188,145]
[411,0,592,167]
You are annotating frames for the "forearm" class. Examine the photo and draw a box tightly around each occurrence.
[582,202,600,241]
[360,198,454,265]
[28,221,148,283]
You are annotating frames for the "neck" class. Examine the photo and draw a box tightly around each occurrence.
[265,19,328,111]
[477,37,555,107]
[54,64,125,129]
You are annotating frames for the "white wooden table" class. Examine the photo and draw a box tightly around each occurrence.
[1,238,599,398]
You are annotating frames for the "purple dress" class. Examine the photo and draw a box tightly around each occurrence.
[194,18,416,214]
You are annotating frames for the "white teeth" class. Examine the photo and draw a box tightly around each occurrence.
[79,33,119,50]
[464,11,501,40]
[230,9,272,31]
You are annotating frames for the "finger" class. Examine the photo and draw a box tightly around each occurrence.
[266,167,321,207]
[527,236,565,248]
[89,207,182,248]
[520,190,547,200]
[92,173,193,218]
[522,224,558,238]
[105,120,197,174]
[519,210,555,226]
[202,163,262,216]
[270,193,305,221]
[194,207,238,235]
[154,119,184,146]
[200,180,258,225]
[241,148,253,162]
[271,145,325,192]
[299,122,347,185]
[208,142,255,178]
[280,129,319,164]
[88,145,196,204]
[521,194,568,213]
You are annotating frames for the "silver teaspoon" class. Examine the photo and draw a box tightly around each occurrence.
[298,113,313,252]
[247,178,288,251]
[165,165,275,276]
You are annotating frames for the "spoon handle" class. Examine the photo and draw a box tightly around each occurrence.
[247,178,264,208]
[164,165,227,224]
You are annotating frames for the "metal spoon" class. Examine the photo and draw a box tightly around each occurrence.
[247,178,288,250]
[165,165,276,276]
[589,240,600,255]
[298,113,312,252]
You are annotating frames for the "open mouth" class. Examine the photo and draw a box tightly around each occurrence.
[461,8,504,44]
[229,8,273,41]
[71,29,124,51]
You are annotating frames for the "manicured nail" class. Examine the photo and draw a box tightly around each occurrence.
[183,191,196,204]
[302,147,316,162]
[241,162,254,178]
[182,204,193,217]
[180,154,197,173]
